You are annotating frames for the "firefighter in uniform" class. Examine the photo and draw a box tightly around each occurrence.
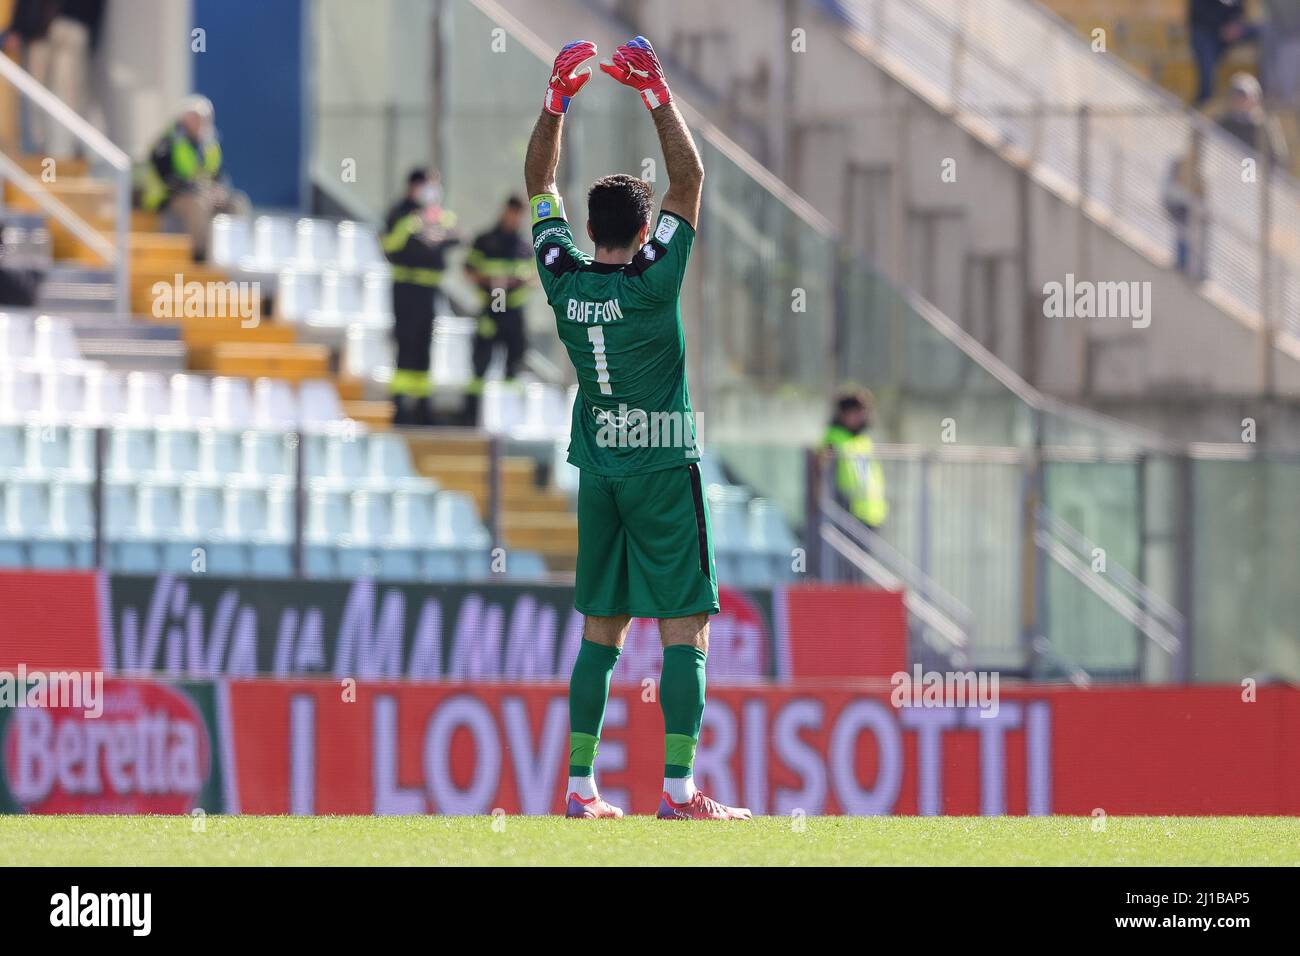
[462,195,534,425]
[382,168,460,425]
[822,387,888,530]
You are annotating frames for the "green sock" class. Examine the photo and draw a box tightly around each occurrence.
[660,644,707,778]
[568,639,621,777]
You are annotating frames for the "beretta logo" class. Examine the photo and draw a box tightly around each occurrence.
[3,680,210,814]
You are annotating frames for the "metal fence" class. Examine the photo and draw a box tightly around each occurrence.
[824,0,1300,341]
[715,437,1297,684]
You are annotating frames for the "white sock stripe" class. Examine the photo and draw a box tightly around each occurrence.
[568,775,598,800]
[663,775,696,803]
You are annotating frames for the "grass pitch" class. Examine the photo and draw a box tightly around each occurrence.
[1,815,1297,866]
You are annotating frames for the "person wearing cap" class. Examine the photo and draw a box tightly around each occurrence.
[1218,72,1289,164]
[139,94,248,261]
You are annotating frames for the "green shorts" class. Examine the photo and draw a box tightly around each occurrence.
[575,462,720,619]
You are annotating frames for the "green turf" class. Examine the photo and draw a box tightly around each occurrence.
[1,815,1297,866]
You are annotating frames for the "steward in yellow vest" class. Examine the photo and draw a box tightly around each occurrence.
[822,388,887,528]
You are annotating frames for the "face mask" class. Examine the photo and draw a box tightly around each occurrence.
[417,182,442,207]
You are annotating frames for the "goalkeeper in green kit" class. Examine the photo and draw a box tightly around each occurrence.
[526,36,750,820]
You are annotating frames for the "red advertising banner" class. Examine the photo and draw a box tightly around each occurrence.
[0,569,908,682]
[0,569,104,672]
[219,681,1300,817]
[0,679,222,815]
[779,585,906,679]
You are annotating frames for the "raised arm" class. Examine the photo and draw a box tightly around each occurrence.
[600,36,703,227]
[651,102,703,228]
[526,41,597,201]
[524,111,563,199]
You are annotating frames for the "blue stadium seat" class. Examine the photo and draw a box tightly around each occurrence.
[432,491,490,548]
[249,542,294,577]
[505,550,547,580]
[154,427,201,476]
[365,432,414,479]
[424,549,466,581]
[0,423,23,470]
[107,427,155,478]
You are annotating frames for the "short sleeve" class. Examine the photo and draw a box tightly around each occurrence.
[532,214,585,304]
[622,210,694,304]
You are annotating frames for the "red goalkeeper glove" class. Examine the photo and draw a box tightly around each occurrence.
[599,35,672,110]
[543,40,597,115]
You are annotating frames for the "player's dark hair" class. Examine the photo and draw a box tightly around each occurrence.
[587,174,653,249]
[407,167,429,188]
[504,194,525,210]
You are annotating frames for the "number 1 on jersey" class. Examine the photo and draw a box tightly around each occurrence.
[587,326,613,395]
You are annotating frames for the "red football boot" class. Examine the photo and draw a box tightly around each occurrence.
[657,789,752,820]
[565,792,624,819]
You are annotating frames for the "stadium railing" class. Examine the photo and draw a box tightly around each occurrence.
[0,52,131,317]
[820,0,1300,346]
[311,0,1299,680]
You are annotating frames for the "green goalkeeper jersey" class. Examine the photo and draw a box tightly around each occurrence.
[533,205,699,477]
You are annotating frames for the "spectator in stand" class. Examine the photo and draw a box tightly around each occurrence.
[1218,72,1290,164]
[0,222,41,306]
[1164,129,1208,280]
[138,95,249,262]
[1261,0,1300,106]
[1189,0,1258,106]
[3,0,104,156]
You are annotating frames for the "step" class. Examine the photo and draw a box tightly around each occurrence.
[209,342,331,381]
[131,266,235,316]
[127,231,193,261]
[50,227,195,267]
[502,512,578,555]
[541,555,577,574]
[78,337,188,372]
[37,279,116,310]
[404,433,491,460]
[183,320,299,370]
[131,264,228,286]
[335,377,366,401]
[341,400,393,430]
[4,177,115,222]
[502,487,573,513]
[416,455,538,516]
[177,314,297,345]
[417,455,536,496]
[15,155,90,179]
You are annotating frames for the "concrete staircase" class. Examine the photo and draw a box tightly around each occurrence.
[490,0,1300,437]
[3,144,579,568]
[406,432,578,573]
[2,150,386,417]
